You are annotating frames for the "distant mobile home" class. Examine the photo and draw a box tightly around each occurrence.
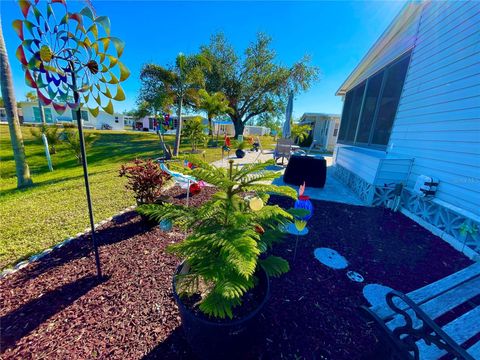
[299,113,340,151]
[18,101,126,131]
[333,1,480,256]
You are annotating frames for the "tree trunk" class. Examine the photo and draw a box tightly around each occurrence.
[208,114,213,136]
[0,19,33,188]
[173,96,183,156]
[232,116,245,139]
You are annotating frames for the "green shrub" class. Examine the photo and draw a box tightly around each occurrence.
[31,124,61,154]
[182,116,208,151]
[61,128,96,164]
[138,158,301,319]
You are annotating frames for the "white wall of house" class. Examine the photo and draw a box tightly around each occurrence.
[333,0,480,254]
[387,1,480,217]
[19,102,125,130]
[244,126,270,136]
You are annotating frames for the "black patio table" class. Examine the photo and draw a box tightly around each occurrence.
[283,154,327,188]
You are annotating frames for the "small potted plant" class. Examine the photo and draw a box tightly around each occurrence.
[235,140,247,158]
[139,158,302,359]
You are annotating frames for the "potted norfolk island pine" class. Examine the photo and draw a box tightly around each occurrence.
[138,157,302,359]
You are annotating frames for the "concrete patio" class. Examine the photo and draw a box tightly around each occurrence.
[212,150,364,206]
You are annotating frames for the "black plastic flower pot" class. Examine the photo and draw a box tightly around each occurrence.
[235,149,246,158]
[173,263,270,360]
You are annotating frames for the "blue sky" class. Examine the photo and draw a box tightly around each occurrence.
[1,0,406,119]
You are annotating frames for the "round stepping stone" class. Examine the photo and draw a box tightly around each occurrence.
[347,270,364,282]
[363,284,395,308]
[281,222,309,236]
[313,248,348,269]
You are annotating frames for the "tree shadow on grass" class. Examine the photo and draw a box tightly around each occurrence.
[0,168,115,198]
[13,211,153,285]
[0,274,107,352]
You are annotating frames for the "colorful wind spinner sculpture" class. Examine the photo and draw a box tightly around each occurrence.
[13,0,130,278]
[13,0,129,116]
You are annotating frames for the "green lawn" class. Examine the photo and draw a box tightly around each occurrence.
[0,124,275,269]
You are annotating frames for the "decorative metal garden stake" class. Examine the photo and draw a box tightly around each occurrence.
[292,183,311,262]
[293,219,307,262]
[71,63,101,277]
[14,0,130,279]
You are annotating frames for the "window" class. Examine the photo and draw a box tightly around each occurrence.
[333,127,338,137]
[345,82,365,142]
[149,117,156,129]
[33,107,41,122]
[338,51,411,148]
[72,109,89,122]
[33,107,53,123]
[356,71,384,143]
[338,92,353,141]
[45,108,53,123]
[372,55,410,145]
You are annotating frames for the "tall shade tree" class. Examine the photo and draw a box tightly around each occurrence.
[0,18,33,188]
[140,54,205,156]
[200,33,319,138]
[197,89,232,136]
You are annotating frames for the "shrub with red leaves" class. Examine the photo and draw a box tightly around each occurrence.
[119,159,171,204]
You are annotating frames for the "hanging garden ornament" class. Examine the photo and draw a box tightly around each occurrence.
[294,182,313,221]
[159,219,173,232]
[249,196,264,211]
[13,1,130,116]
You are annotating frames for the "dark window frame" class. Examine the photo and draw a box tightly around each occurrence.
[337,51,412,150]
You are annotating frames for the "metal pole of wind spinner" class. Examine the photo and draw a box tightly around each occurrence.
[13,0,130,278]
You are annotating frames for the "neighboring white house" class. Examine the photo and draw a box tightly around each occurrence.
[134,115,208,133]
[244,125,271,136]
[333,0,480,257]
[18,101,126,130]
[133,115,271,138]
[299,113,340,151]
[0,108,6,122]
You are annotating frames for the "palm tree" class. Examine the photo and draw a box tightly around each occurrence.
[25,91,37,102]
[182,116,207,151]
[197,89,232,136]
[140,53,205,156]
[0,18,33,188]
[291,123,311,144]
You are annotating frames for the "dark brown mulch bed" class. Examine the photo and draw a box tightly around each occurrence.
[0,189,472,360]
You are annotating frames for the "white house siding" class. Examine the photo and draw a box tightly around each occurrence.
[19,102,125,130]
[340,3,422,92]
[387,0,480,217]
[95,112,125,131]
[336,146,382,184]
[336,146,413,185]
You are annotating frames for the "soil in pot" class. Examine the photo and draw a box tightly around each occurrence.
[173,264,270,360]
[235,149,246,158]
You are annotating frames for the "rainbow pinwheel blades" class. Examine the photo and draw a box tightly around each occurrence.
[70,6,130,116]
[13,0,129,116]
